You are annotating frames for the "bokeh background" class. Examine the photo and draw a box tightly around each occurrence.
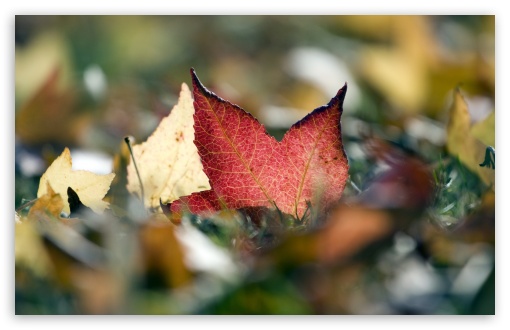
[15,16,495,314]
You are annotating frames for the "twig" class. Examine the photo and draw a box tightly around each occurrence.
[16,198,38,213]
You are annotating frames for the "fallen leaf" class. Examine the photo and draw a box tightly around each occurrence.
[126,83,211,210]
[173,69,349,219]
[37,147,115,214]
[446,89,495,188]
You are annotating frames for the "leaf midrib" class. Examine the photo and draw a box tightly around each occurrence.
[293,116,330,217]
[203,98,274,205]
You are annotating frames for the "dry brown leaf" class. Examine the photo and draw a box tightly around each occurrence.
[37,148,115,214]
[126,83,210,210]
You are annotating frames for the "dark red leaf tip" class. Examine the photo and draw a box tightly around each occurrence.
[337,82,348,102]
[190,67,207,94]
[190,67,228,101]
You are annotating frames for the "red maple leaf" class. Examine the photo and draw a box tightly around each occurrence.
[172,69,349,219]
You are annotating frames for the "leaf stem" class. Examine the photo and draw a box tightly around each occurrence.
[124,136,145,204]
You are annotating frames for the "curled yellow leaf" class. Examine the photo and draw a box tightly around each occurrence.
[37,148,115,214]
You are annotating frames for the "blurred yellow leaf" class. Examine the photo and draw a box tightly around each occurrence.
[37,147,115,214]
[447,89,495,188]
[361,48,427,112]
[126,83,211,210]
[356,16,493,117]
[471,111,495,147]
[358,16,438,113]
[15,220,53,278]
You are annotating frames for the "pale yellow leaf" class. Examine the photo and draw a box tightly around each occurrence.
[37,148,115,214]
[447,89,495,189]
[126,83,211,210]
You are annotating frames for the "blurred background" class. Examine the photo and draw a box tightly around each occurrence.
[15,16,495,314]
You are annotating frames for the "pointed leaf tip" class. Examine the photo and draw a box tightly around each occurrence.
[190,68,210,96]
[334,82,348,104]
[190,67,197,81]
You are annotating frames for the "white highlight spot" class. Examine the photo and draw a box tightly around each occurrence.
[84,64,107,100]
[71,149,113,175]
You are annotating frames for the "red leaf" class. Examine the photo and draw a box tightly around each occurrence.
[172,69,349,218]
